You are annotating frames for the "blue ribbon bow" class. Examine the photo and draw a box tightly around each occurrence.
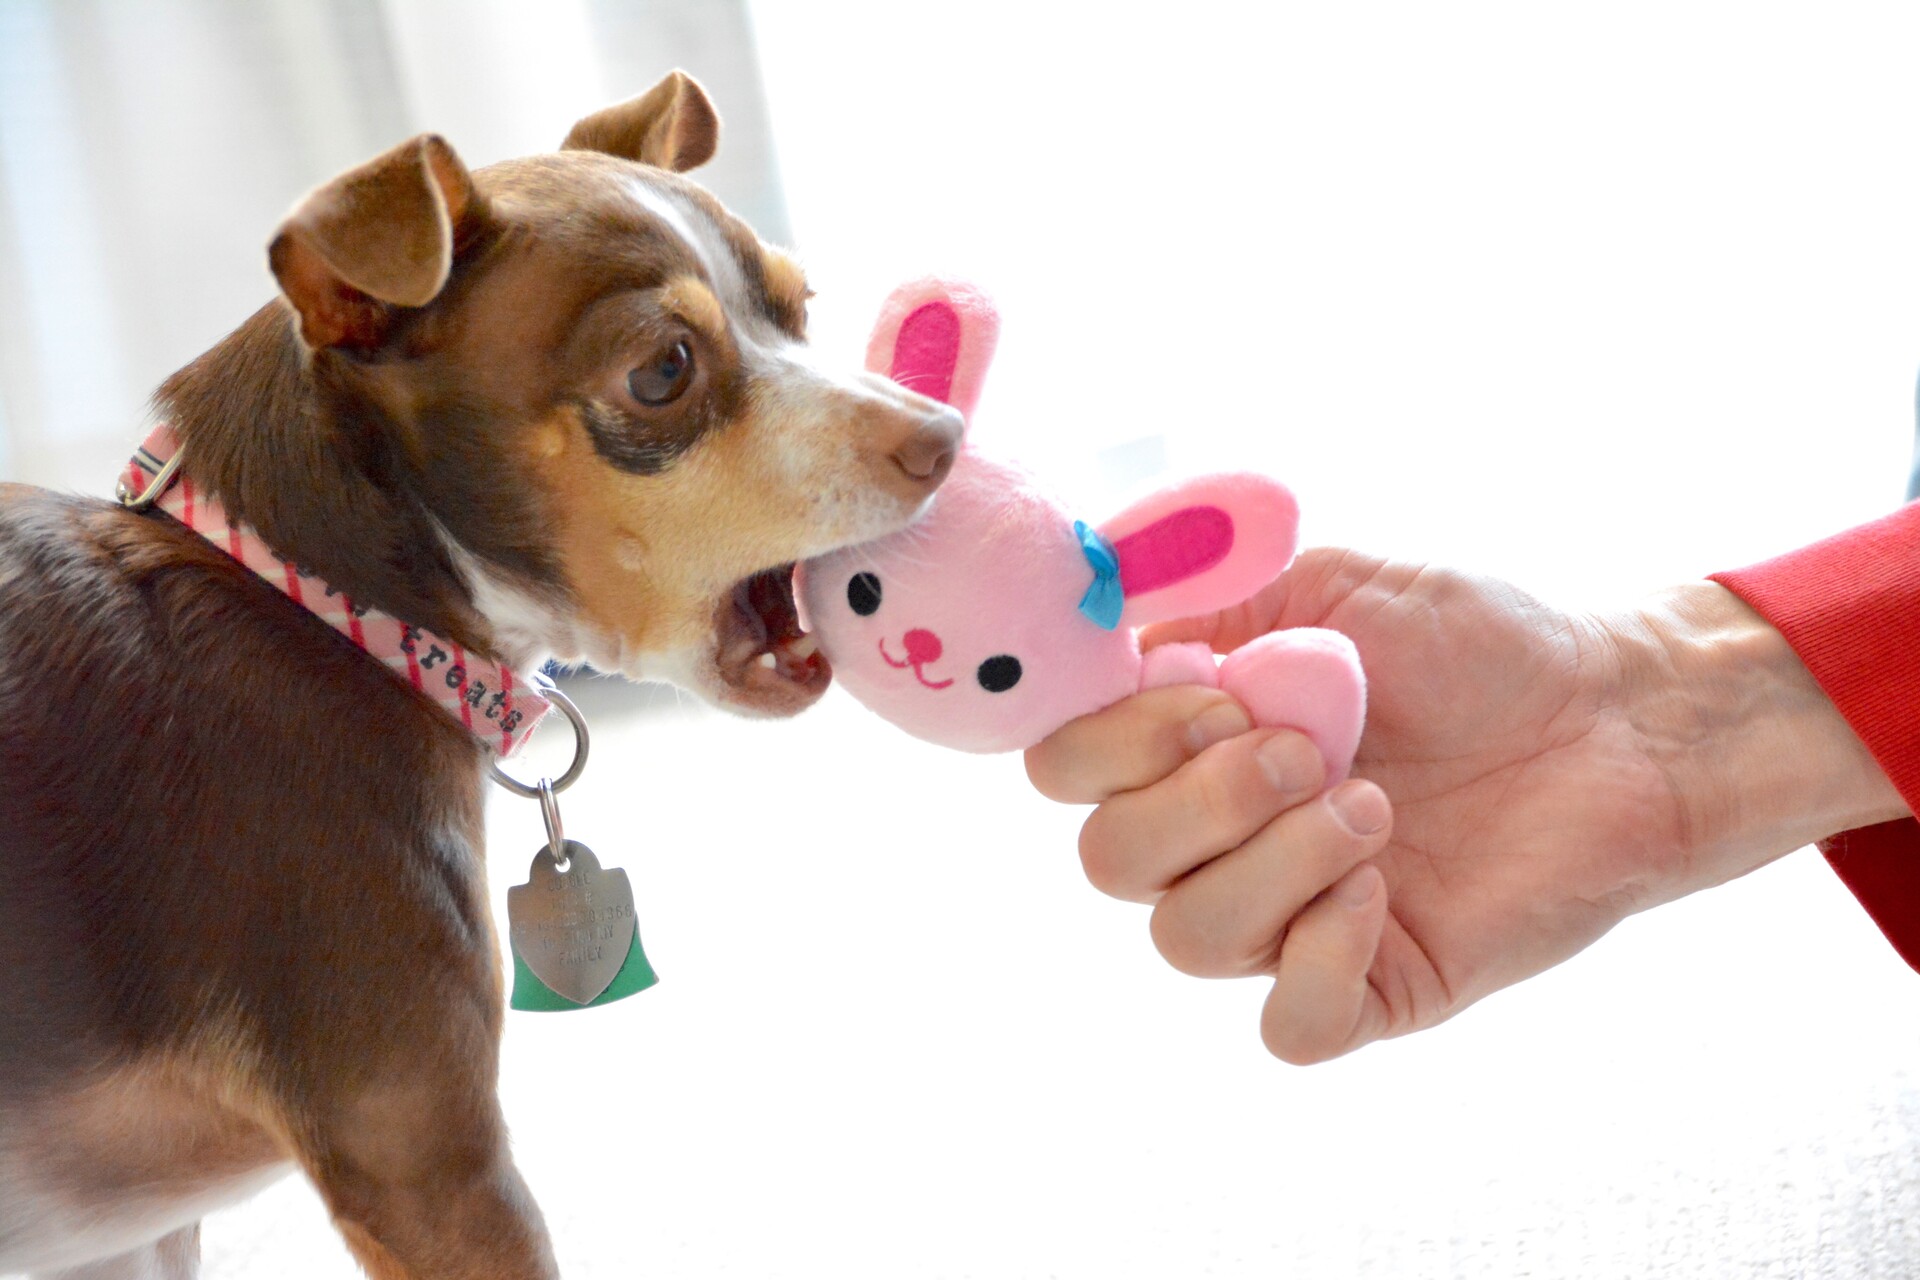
[1075,520,1124,631]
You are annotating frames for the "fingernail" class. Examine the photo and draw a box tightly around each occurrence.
[1326,781,1390,837]
[1332,865,1379,910]
[1186,701,1252,754]
[1255,732,1318,792]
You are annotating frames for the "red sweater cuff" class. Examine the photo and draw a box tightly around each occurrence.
[1710,501,1920,971]
[1817,822,1920,971]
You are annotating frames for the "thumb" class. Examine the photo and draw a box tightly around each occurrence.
[1138,548,1387,654]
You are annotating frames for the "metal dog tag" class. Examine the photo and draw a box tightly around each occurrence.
[507,841,637,1006]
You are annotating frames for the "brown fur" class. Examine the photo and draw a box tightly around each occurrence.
[0,72,958,1279]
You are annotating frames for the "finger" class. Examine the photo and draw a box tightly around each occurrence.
[1261,864,1392,1065]
[1078,729,1327,903]
[1138,548,1394,655]
[1148,779,1393,976]
[1025,684,1251,805]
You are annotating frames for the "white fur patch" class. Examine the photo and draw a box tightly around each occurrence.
[437,533,568,670]
[0,1155,290,1275]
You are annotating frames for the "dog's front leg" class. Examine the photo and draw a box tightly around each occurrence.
[301,1075,558,1280]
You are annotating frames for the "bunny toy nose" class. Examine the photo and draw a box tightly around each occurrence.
[903,628,943,665]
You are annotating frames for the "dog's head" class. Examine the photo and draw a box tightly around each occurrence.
[254,72,959,717]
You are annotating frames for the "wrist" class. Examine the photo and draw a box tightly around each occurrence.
[1610,582,1907,895]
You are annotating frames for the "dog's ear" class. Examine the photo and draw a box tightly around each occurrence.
[269,134,476,351]
[562,70,719,173]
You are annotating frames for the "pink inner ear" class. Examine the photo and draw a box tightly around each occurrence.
[890,302,960,404]
[1116,506,1234,596]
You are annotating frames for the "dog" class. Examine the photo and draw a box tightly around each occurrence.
[0,71,960,1279]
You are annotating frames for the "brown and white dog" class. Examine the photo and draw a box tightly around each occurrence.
[0,72,959,1279]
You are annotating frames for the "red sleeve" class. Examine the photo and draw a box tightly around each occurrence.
[1709,501,1920,971]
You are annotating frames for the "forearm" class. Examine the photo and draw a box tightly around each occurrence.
[1612,582,1909,897]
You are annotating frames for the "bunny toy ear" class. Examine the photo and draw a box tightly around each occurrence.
[865,277,1001,422]
[1095,474,1301,628]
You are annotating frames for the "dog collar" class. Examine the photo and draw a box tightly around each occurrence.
[118,423,551,756]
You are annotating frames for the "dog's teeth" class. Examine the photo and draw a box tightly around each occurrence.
[785,633,819,660]
[757,651,778,669]
[726,638,760,666]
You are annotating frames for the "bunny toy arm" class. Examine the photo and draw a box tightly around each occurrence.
[1098,478,1366,782]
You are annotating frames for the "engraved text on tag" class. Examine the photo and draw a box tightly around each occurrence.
[506,841,636,1006]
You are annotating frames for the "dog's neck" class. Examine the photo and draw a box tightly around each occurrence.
[155,303,504,659]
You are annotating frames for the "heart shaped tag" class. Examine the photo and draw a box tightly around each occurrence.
[507,841,637,1007]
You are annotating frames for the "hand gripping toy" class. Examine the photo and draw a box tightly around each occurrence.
[798,279,1367,779]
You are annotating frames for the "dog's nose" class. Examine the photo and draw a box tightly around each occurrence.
[903,628,943,665]
[892,405,964,484]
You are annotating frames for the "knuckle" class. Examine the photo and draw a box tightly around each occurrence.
[1026,689,1206,804]
[1260,1000,1335,1066]
[1148,898,1236,978]
[1022,742,1076,802]
[1138,684,1233,752]
[1186,758,1250,837]
[1295,800,1383,885]
[1260,730,1327,801]
[1076,809,1137,899]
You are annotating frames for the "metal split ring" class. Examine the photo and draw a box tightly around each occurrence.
[536,778,570,871]
[487,675,590,798]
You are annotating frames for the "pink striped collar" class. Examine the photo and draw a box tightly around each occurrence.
[120,423,551,756]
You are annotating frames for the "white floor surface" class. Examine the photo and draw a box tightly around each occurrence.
[191,686,1920,1279]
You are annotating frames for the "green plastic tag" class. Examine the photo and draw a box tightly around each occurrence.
[511,919,658,1011]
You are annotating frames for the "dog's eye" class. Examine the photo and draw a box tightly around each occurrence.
[847,572,882,616]
[976,655,1022,693]
[628,340,695,406]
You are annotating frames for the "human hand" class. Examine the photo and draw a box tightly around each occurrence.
[1025,550,1906,1063]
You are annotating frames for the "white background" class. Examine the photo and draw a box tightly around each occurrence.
[5,3,1918,1277]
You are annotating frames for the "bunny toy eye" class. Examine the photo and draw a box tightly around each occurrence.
[847,572,882,616]
[976,655,1022,692]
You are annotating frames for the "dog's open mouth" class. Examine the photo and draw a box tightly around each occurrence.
[712,564,828,714]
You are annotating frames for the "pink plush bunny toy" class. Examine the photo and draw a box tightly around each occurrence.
[798,278,1367,781]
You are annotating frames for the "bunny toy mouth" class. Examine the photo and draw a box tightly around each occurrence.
[878,639,954,690]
